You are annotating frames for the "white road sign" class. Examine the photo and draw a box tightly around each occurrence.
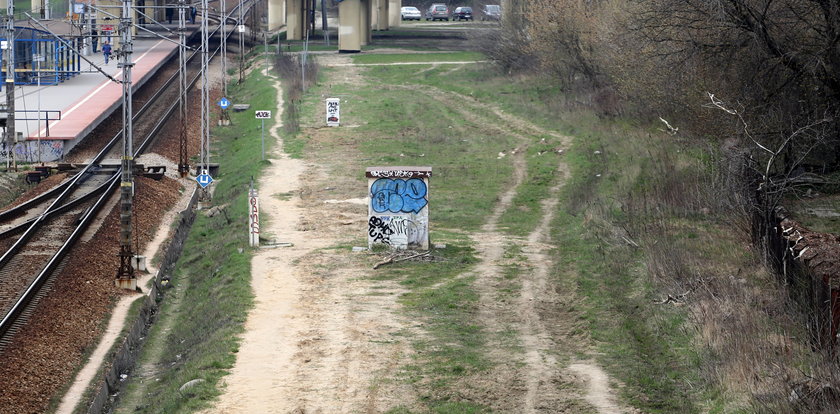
[255,110,271,119]
[326,98,340,127]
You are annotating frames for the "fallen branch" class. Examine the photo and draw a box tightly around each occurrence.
[373,251,430,269]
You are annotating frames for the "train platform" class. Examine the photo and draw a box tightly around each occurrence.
[4,34,181,163]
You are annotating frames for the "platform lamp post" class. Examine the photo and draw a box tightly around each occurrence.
[177,0,189,177]
[115,0,137,289]
[5,0,15,172]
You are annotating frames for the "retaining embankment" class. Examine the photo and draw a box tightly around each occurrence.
[86,187,199,414]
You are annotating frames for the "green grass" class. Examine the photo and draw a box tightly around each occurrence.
[556,135,704,413]
[370,240,490,411]
[111,70,276,413]
[295,65,518,232]
[352,51,485,64]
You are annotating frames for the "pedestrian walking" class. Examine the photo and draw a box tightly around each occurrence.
[166,6,174,24]
[190,6,196,23]
[91,29,99,52]
[102,41,112,64]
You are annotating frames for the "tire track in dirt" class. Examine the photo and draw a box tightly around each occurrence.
[391,80,629,412]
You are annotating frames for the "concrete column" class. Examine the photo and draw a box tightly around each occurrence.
[389,0,400,27]
[268,0,285,31]
[287,0,303,40]
[376,0,388,31]
[338,0,361,52]
[360,0,371,45]
[370,0,378,30]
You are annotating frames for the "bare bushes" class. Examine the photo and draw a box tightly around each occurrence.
[273,51,319,134]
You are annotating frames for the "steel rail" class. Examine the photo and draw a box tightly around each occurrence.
[0,2,252,240]
[0,9,250,342]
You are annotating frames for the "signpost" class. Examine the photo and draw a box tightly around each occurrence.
[218,97,230,125]
[326,98,340,127]
[248,185,259,247]
[255,110,271,160]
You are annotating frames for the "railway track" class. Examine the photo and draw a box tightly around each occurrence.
[0,3,255,349]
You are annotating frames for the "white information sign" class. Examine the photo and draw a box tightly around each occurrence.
[248,188,260,247]
[255,110,271,119]
[326,98,340,127]
[238,24,246,33]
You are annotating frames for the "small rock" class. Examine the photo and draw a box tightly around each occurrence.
[594,150,602,155]
[352,246,367,252]
[433,243,447,249]
[179,379,205,393]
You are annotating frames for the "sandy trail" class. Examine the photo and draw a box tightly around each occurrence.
[208,63,414,413]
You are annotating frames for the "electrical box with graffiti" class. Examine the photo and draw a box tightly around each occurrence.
[366,166,431,250]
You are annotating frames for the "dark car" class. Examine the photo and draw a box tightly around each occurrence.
[453,6,473,21]
[481,4,501,20]
[425,4,449,21]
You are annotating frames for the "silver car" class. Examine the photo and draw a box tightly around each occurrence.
[400,6,421,20]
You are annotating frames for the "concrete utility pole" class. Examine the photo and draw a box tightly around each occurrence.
[177,0,188,176]
[116,0,136,288]
[5,0,15,171]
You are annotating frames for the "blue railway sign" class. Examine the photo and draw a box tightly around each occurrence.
[196,173,213,188]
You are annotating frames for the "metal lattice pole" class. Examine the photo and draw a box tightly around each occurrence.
[199,0,210,188]
[177,0,189,176]
[116,0,136,283]
[5,1,15,171]
[221,0,227,97]
[238,0,243,84]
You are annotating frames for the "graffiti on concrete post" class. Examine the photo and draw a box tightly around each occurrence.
[368,216,394,244]
[370,177,428,214]
[366,167,432,250]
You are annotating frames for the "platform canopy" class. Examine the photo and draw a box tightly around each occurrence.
[0,21,83,85]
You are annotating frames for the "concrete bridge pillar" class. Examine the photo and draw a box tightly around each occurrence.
[286,0,304,40]
[268,0,286,31]
[360,0,371,45]
[338,0,361,52]
[389,0,401,28]
[376,0,388,31]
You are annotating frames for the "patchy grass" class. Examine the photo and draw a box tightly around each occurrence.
[352,51,485,64]
[111,70,276,413]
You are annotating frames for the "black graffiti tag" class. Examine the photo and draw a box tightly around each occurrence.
[368,216,393,244]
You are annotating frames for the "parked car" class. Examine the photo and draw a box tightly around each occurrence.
[425,4,449,21]
[400,6,421,20]
[481,4,501,20]
[452,6,473,21]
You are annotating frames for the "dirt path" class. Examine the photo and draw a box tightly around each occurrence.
[208,64,414,413]
[208,53,630,413]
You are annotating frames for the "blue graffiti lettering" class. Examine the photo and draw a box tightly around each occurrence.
[371,178,428,213]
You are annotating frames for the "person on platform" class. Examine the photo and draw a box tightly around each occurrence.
[91,29,99,52]
[190,6,196,24]
[166,6,174,24]
[102,41,112,64]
